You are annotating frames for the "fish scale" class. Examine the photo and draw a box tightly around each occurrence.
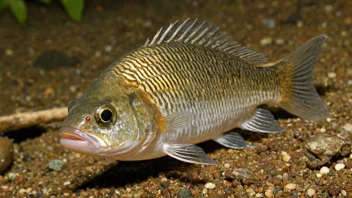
[111,42,279,143]
[60,19,329,165]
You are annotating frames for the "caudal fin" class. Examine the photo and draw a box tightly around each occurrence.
[276,35,329,121]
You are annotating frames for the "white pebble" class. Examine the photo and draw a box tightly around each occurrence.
[265,189,273,197]
[325,5,333,12]
[5,49,14,56]
[284,183,297,190]
[320,128,326,133]
[260,37,272,46]
[335,163,345,171]
[328,72,337,78]
[341,190,347,196]
[104,45,113,53]
[94,51,102,57]
[275,38,284,45]
[343,123,352,132]
[255,193,263,197]
[202,188,208,194]
[297,21,304,28]
[307,188,316,197]
[316,173,322,178]
[63,181,70,186]
[282,151,291,162]
[320,166,330,174]
[224,163,231,168]
[205,182,216,189]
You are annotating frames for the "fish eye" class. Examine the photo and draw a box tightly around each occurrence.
[100,109,113,122]
[95,104,116,127]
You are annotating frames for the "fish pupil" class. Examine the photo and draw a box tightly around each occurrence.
[101,109,113,122]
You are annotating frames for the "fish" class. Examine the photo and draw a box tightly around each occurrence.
[59,19,329,165]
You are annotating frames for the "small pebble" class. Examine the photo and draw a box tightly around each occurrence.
[246,187,255,196]
[307,188,316,197]
[262,18,276,28]
[297,21,304,28]
[265,189,273,197]
[320,166,330,174]
[255,193,263,197]
[284,183,297,190]
[325,5,333,12]
[104,45,113,53]
[5,49,14,56]
[282,151,291,162]
[47,159,64,171]
[202,188,208,194]
[22,153,33,162]
[341,31,347,37]
[8,172,19,180]
[320,128,326,133]
[341,190,347,196]
[177,188,192,198]
[327,72,337,78]
[282,173,289,182]
[260,37,272,46]
[0,137,14,174]
[94,51,102,57]
[205,182,216,189]
[335,163,345,171]
[343,123,352,132]
[275,38,284,45]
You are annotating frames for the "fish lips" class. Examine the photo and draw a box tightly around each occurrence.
[59,127,108,154]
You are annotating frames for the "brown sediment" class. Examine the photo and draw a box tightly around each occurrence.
[0,0,351,197]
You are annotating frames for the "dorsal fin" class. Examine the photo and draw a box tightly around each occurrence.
[144,19,267,65]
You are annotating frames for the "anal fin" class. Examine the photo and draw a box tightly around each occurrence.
[241,108,284,133]
[163,143,217,165]
[214,131,255,149]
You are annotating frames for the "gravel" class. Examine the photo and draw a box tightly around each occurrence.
[1,1,352,197]
[47,159,64,171]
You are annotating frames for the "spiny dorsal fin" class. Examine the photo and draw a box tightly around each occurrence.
[144,19,267,64]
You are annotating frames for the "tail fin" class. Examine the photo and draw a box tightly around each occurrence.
[276,35,329,121]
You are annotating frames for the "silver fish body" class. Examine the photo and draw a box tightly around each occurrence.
[59,19,329,165]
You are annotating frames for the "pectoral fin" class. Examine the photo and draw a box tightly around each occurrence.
[241,108,284,133]
[163,143,218,165]
[214,131,255,149]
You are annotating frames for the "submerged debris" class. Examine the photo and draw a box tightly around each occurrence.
[305,134,351,168]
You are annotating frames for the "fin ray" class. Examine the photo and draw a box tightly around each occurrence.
[241,108,284,133]
[214,131,255,149]
[163,144,218,165]
[276,35,329,121]
[145,19,267,64]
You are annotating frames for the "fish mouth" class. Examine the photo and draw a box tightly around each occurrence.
[59,127,109,154]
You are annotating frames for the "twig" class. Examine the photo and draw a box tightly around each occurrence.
[0,107,67,133]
